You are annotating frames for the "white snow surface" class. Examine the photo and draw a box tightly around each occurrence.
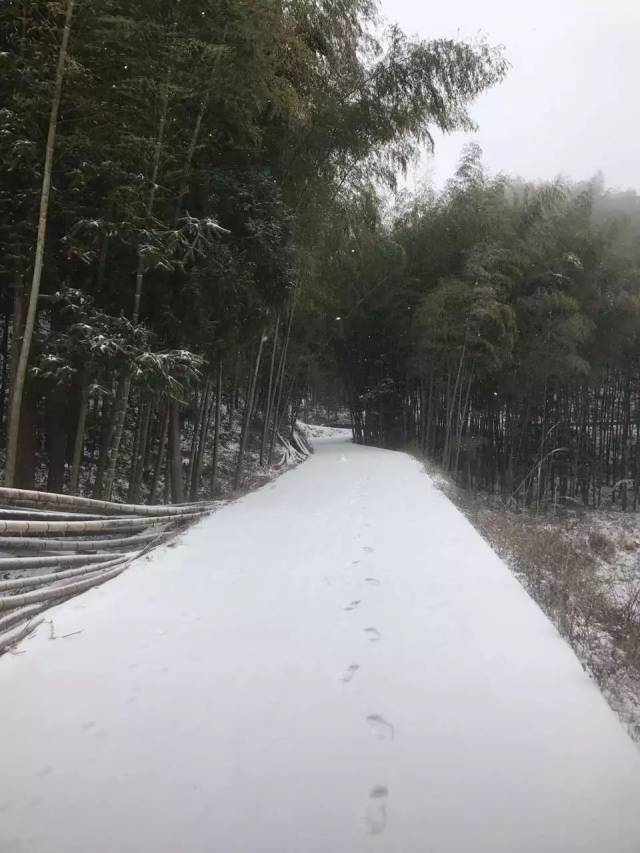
[2,432,640,852]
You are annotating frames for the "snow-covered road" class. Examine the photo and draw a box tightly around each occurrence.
[2,432,640,852]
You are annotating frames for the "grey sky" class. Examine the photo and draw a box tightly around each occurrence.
[379,0,639,191]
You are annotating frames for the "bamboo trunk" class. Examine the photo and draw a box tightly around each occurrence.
[234,332,267,490]
[260,315,280,466]
[0,554,130,592]
[0,512,204,537]
[128,398,152,503]
[0,618,45,655]
[0,485,211,515]
[0,563,128,613]
[149,402,170,504]
[0,553,128,572]
[4,0,75,487]
[210,359,223,495]
[190,379,213,500]
[187,381,209,497]
[0,528,173,553]
[168,402,185,504]
[69,365,90,495]
[101,374,131,500]
[268,295,297,464]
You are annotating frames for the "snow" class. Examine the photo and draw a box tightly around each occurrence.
[1,432,640,852]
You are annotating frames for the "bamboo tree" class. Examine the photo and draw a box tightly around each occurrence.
[168,402,184,503]
[69,365,90,495]
[101,81,171,500]
[149,403,169,504]
[4,0,75,487]
[190,379,213,500]
[260,314,280,466]
[268,293,297,464]
[234,332,267,490]
[210,359,223,495]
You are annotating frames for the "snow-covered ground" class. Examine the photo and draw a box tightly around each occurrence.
[1,432,640,852]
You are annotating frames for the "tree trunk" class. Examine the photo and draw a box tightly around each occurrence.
[45,383,68,493]
[128,397,151,504]
[234,333,266,490]
[69,365,90,494]
[98,78,171,499]
[14,385,36,489]
[260,314,280,466]
[453,371,473,476]
[168,402,184,503]
[174,93,208,222]
[211,359,223,495]
[0,298,10,438]
[191,379,213,501]
[149,402,169,504]
[93,386,115,498]
[132,80,170,324]
[187,382,208,495]
[444,338,466,470]
[4,0,75,486]
[268,293,297,464]
[101,374,131,500]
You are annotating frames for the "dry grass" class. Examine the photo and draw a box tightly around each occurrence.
[588,530,616,561]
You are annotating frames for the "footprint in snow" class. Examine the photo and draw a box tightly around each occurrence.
[364,627,381,642]
[366,714,395,741]
[365,577,380,586]
[340,664,360,683]
[363,785,389,835]
[344,600,361,612]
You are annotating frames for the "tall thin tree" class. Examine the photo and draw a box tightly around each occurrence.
[4,0,75,486]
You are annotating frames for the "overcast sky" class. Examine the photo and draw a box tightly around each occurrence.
[379,0,639,192]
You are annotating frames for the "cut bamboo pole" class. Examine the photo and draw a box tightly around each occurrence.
[0,486,213,516]
[0,563,128,612]
[0,618,45,654]
[0,553,123,572]
[0,555,132,591]
[0,510,208,537]
[0,527,173,552]
[0,508,106,522]
[0,603,55,634]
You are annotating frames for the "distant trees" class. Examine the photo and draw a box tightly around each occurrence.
[0,1,505,499]
[323,145,640,510]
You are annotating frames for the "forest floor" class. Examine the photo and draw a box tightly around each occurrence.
[2,433,640,852]
[425,462,640,743]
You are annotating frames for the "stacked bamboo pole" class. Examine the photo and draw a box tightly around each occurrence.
[0,487,217,656]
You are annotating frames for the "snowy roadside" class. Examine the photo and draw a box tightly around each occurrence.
[424,460,640,744]
[0,423,328,643]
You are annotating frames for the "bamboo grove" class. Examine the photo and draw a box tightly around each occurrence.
[0,0,506,500]
[326,147,640,511]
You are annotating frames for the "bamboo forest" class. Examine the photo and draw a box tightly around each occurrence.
[3,4,640,851]
[1,0,640,514]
